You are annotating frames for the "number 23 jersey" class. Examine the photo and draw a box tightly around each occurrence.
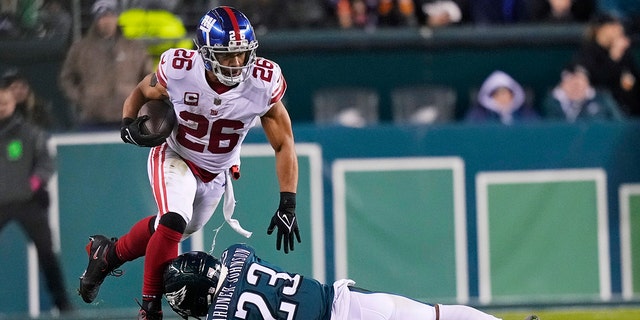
[208,244,333,320]
[155,48,287,175]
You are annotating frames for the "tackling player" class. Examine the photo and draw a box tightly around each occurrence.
[162,244,540,320]
[78,7,300,319]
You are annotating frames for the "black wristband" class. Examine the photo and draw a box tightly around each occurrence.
[279,192,296,209]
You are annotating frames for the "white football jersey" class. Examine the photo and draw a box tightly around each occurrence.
[155,48,287,174]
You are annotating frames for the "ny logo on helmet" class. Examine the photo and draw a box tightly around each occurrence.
[199,16,216,33]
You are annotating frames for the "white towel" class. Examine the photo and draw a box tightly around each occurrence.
[222,170,252,238]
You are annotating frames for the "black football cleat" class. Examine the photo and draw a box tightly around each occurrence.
[78,235,123,303]
[524,315,540,320]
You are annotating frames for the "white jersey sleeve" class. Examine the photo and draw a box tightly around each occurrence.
[155,49,287,175]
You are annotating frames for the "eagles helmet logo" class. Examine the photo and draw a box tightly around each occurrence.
[165,285,188,310]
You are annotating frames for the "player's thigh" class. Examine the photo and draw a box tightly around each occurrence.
[148,146,198,220]
[185,173,225,235]
[348,291,435,320]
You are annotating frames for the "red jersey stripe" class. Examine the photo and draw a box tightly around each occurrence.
[270,74,287,104]
[150,144,169,214]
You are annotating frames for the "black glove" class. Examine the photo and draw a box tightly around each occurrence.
[120,117,166,147]
[267,192,301,253]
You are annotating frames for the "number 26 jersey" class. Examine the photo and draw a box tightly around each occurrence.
[155,49,287,175]
[208,244,334,320]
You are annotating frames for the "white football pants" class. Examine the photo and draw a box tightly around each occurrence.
[331,280,501,320]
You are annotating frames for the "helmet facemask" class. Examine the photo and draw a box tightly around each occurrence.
[197,40,258,86]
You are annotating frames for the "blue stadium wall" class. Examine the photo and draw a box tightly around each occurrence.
[3,121,640,316]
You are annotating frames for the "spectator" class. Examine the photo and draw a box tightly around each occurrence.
[571,14,640,117]
[598,0,640,36]
[38,0,72,42]
[415,0,471,28]
[58,0,153,129]
[1,68,54,130]
[541,63,623,122]
[469,0,530,24]
[118,4,193,63]
[378,0,418,27]
[527,0,596,23]
[333,0,378,29]
[465,70,539,124]
[0,87,73,314]
[0,0,40,38]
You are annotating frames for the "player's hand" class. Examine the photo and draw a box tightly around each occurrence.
[267,192,301,254]
[120,117,165,147]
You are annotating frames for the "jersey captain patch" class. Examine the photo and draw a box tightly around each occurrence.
[184,92,199,106]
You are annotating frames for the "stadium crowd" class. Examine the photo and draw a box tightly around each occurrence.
[0,0,639,130]
[2,0,639,38]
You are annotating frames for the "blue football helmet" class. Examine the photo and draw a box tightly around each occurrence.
[194,6,259,86]
[164,251,221,318]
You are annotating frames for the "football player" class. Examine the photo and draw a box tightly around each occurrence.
[162,244,540,320]
[78,6,300,319]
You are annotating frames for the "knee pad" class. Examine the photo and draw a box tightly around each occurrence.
[158,212,187,234]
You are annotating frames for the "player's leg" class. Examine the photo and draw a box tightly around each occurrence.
[437,304,502,320]
[78,234,123,303]
[346,289,436,320]
[346,288,501,320]
[139,145,197,318]
[140,212,185,319]
[138,174,223,318]
[78,146,175,304]
[78,214,156,303]
[184,172,225,239]
[114,215,156,261]
[80,215,159,304]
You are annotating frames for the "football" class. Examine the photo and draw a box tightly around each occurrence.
[138,99,177,138]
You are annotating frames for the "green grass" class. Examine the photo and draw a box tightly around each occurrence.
[494,307,640,320]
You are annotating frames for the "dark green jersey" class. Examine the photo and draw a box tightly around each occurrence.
[208,244,334,320]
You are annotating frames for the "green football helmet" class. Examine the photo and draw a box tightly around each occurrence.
[163,251,221,318]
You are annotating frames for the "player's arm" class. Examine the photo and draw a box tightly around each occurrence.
[122,73,168,119]
[262,101,301,253]
[261,100,298,194]
[120,73,169,147]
